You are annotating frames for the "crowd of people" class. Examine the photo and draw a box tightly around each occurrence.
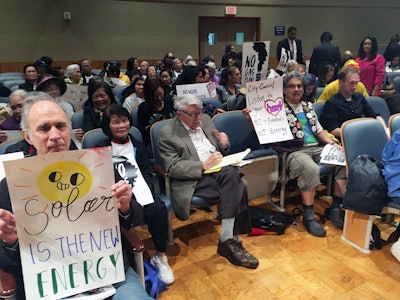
[1,27,400,299]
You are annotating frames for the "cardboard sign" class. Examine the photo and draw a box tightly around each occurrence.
[176,82,217,99]
[61,85,88,112]
[242,41,270,84]
[246,77,292,144]
[277,47,290,72]
[4,147,125,299]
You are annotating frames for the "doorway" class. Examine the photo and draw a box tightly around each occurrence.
[198,16,261,68]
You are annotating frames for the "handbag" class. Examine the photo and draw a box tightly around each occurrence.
[249,206,300,235]
[143,260,167,299]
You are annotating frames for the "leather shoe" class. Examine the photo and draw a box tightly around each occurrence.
[302,218,326,237]
[325,206,344,229]
[235,241,259,269]
[217,238,253,268]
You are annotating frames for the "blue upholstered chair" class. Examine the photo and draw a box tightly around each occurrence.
[340,117,399,253]
[366,96,391,126]
[71,111,84,129]
[389,113,400,136]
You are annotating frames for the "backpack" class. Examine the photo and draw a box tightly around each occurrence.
[249,206,300,235]
[343,155,387,215]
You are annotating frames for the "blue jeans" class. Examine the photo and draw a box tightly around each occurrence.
[113,267,153,300]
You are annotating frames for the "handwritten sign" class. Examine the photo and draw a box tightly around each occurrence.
[176,82,217,99]
[246,77,292,144]
[242,41,270,84]
[4,147,125,299]
[277,47,290,72]
[61,85,88,112]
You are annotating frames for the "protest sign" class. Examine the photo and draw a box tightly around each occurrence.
[246,77,292,144]
[176,82,217,99]
[4,147,125,299]
[61,85,88,112]
[242,41,270,83]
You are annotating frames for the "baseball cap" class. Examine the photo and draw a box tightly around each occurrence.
[343,59,360,69]
[34,59,48,67]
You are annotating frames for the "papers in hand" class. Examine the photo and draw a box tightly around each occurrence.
[320,144,346,166]
[204,148,251,174]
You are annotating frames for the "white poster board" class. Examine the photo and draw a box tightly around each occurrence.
[242,41,270,84]
[4,147,125,299]
[246,77,292,144]
[61,85,89,112]
[277,47,290,72]
[176,82,217,99]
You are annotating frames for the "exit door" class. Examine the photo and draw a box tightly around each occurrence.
[198,16,261,68]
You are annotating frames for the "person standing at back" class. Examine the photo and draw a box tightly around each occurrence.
[276,26,305,66]
[309,31,341,78]
[355,36,385,96]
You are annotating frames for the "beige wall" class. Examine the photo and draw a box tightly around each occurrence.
[0,0,399,67]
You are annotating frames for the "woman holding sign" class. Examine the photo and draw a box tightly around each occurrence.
[101,103,174,285]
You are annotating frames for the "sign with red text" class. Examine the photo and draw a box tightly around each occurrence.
[242,41,270,84]
[246,77,292,144]
[4,147,124,299]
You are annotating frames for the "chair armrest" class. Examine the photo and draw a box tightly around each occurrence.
[0,268,17,298]
[121,228,144,253]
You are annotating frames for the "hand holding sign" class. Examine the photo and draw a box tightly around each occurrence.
[0,208,17,245]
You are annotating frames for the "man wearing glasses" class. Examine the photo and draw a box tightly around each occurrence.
[158,94,259,269]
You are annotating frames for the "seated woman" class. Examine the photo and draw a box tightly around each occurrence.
[159,68,174,96]
[217,66,241,104]
[137,77,175,158]
[317,64,335,87]
[19,64,38,92]
[0,89,27,130]
[122,77,145,113]
[100,104,174,285]
[64,64,83,85]
[82,80,116,132]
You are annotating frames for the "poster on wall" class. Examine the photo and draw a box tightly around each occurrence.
[241,41,270,84]
[246,77,292,144]
[4,147,124,299]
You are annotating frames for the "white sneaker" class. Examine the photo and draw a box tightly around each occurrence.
[391,240,400,263]
[150,254,174,285]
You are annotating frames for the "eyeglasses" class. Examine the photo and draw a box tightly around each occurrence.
[287,84,303,89]
[180,110,202,118]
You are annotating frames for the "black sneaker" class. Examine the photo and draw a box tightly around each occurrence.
[325,206,344,229]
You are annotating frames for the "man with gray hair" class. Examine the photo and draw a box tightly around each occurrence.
[158,94,258,269]
[0,93,150,299]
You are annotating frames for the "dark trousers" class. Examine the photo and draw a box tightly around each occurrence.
[143,195,168,252]
[194,166,252,235]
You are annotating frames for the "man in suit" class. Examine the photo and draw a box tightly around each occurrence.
[276,26,305,65]
[158,94,258,269]
[309,31,341,77]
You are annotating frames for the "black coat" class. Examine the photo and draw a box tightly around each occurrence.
[309,42,341,76]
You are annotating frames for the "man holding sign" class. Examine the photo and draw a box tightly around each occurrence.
[245,72,347,236]
[0,94,150,299]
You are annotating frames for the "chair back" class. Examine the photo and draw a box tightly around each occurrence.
[0,97,9,104]
[366,96,391,125]
[2,79,25,90]
[0,138,23,155]
[71,111,84,129]
[150,120,170,167]
[226,95,237,110]
[131,105,139,128]
[316,87,324,99]
[82,126,142,149]
[389,112,400,136]
[213,111,260,155]
[202,97,223,109]
[386,72,400,84]
[341,118,388,170]
[113,86,126,102]
[313,102,325,119]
